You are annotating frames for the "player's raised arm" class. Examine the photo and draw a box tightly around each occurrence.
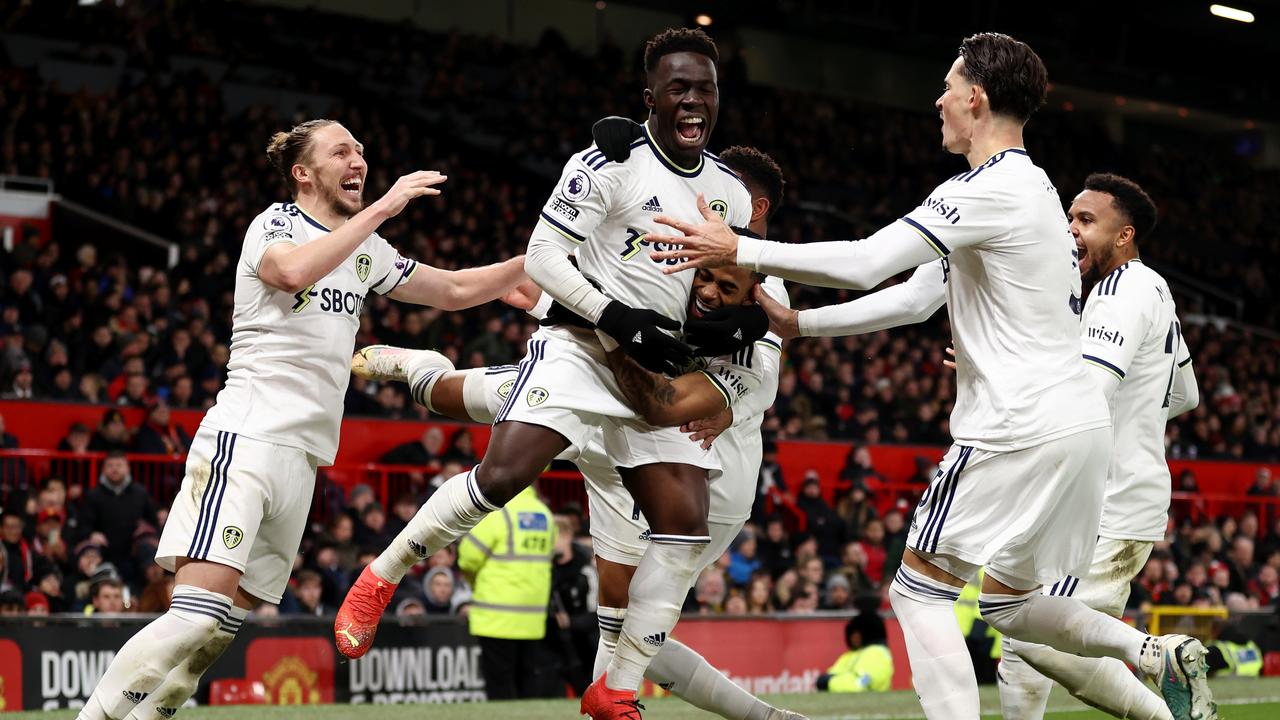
[258,170,446,293]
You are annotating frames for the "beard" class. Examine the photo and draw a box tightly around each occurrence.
[1081,244,1116,293]
[322,183,363,219]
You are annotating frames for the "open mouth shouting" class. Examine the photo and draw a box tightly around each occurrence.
[340,175,363,199]
[676,114,706,147]
[689,295,716,319]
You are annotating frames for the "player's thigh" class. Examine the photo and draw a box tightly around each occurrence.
[156,427,268,577]
[496,334,634,456]
[1045,537,1153,617]
[583,447,649,575]
[239,445,318,604]
[985,427,1112,590]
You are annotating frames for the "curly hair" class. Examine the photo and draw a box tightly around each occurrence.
[719,146,786,218]
[1083,172,1158,242]
[643,27,718,77]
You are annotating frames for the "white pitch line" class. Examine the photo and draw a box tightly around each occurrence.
[809,695,1280,720]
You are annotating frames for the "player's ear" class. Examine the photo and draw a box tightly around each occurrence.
[1117,224,1136,249]
[291,164,309,188]
[751,197,770,224]
[643,87,656,111]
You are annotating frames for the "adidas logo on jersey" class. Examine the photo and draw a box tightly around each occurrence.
[642,195,663,212]
[122,690,149,704]
[643,632,667,647]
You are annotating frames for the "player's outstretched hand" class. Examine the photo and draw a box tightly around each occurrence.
[592,116,645,163]
[501,274,543,312]
[683,408,732,450]
[373,170,447,218]
[596,300,693,375]
[753,285,800,340]
[648,194,741,274]
[684,304,768,357]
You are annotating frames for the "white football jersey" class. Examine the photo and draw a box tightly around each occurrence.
[1082,260,1189,540]
[533,122,753,340]
[899,149,1111,451]
[202,203,416,465]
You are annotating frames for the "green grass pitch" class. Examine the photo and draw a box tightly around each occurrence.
[17,677,1280,719]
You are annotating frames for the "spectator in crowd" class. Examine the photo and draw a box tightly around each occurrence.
[756,516,794,579]
[381,427,445,467]
[441,429,479,467]
[87,577,126,614]
[692,568,728,614]
[728,530,762,586]
[0,511,32,592]
[823,574,853,610]
[90,409,131,452]
[355,503,393,549]
[546,513,598,696]
[421,566,464,615]
[80,451,157,585]
[133,400,190,456]
[1247,468,1276,497]
[817,612,894,693]
[284,570,329,616]
[795,475,843,565]
[746,577,775,614]
[0,590,25,615]
[753,441,788,522]
[835,480,878,543]
[857,518,888,587]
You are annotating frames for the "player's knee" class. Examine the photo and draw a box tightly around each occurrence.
[473,462,536,506]
[978,598,1027,635]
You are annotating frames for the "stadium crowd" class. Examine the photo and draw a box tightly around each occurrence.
[0,0,1278,625]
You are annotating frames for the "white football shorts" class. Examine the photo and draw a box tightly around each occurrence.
[906,426,1112,589]
[156,424,317,603]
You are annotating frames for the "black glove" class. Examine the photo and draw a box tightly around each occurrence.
[596,300,693,375]
[591,116,645,163]
[539,299,596,329]
[684,304,769,358]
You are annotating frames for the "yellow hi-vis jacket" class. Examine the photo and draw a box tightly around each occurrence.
[458,485,556,640]
[824,645,894,692]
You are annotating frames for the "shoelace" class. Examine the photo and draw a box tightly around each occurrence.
[613,699,645,720]
[346,577,390,621]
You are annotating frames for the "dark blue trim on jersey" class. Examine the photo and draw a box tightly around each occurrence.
[298,211,330,233]
[1097,262,1130,296]
[539,211,587,243]
[757,337,782,352]
[199,432,237,559]
[583,148,605,165]
[711,160,750,191]
[1083,354,1126,379]
[641,125,703,178]
[1178,357,1192,368]
[901,217,951,256]
[702,370,733,404]
[485,365,520,375]
[961,148,1027,182]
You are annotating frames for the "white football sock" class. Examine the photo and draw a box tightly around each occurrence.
[978,590,1148,667]
[371,468,497,584]
[126,606,249,720]
[77,586,229,720]
[1009,638,1172,720]
[888,566,980,719]
[649,637,775,720]
[406,354,451,413]
[594,606,625,680]
[998,635,1054,720]
[606,536,708,692]
[460,368,501,424]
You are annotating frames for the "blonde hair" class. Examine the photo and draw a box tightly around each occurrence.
[265,119,338,196]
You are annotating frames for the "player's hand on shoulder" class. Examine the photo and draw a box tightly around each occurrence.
[372,170,447,218]
[591,116,645,163]
[501,276,543,312]
[685,304,768,357]
[753,285,799,340]
[596,300,694,376]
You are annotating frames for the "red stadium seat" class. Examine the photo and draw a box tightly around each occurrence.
[1264,652,1280,677]
[208,679,268,705]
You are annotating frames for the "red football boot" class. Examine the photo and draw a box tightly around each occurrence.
[334,565,397,659]
[580,673,644,720]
